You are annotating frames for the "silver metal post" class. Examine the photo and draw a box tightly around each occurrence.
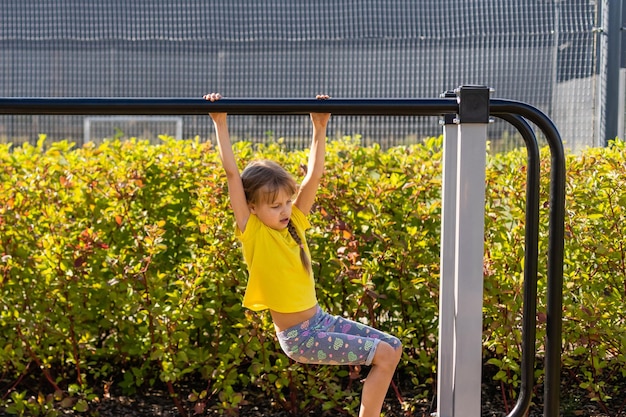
[436,86,490,417]
[452,122,487,416]
[436,94,459,417]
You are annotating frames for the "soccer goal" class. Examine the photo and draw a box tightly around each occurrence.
[83,116,183,144]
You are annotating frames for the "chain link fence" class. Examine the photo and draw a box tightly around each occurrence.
[0,0,619,151]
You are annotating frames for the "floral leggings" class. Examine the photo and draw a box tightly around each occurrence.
[276,306,401,366]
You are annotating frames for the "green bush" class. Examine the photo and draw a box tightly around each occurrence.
[0,135,624,416]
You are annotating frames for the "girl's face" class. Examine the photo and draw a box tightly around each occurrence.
[249,187,294,230]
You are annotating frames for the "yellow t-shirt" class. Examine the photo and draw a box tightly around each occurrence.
[235,205,318,312]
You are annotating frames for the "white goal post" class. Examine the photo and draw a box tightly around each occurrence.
[83,116,183,143]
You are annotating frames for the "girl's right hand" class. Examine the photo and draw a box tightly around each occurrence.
[311,94,331,127]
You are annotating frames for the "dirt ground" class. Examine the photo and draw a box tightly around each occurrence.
[4,380,622,417]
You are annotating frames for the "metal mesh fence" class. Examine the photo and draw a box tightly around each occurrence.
[0,0,606,150]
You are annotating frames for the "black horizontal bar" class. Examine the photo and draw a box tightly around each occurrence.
[0,97,459,116]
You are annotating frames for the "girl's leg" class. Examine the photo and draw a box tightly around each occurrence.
[322,313,402,352]
[276,310,402,416]
[278,310,400,365]
[319,314,403,417]
[359,340,402,417]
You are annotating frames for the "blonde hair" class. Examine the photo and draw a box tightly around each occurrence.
[241,160,311,271]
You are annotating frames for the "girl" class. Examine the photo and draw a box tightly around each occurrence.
[204,92,402,417]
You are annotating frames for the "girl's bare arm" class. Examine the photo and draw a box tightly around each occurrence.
[295,95,331,214]
[205,93,250,232]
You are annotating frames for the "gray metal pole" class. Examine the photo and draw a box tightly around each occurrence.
[435,86,490,417]
[605,0,625,144]
[436,92,459,417]
[452,121,487,417]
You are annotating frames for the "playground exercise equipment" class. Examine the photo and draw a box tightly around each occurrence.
[0,86,566,417]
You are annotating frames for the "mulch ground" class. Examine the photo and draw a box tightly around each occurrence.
[83,388,623,417]
[3,379,624,417]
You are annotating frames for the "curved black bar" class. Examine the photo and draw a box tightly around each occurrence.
[491,100,566,417]
[496,114,540,417]
[0,97,458,116]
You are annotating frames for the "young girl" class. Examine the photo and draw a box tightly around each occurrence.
[204,92,402,417]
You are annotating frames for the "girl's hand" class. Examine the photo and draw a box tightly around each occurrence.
[203,92,222,102]
[311,94,331,126]
[203,93,226,123]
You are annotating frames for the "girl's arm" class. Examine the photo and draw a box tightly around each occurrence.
[295,95,331,214]
[205,93,250,232]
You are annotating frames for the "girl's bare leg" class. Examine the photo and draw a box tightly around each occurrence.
[359,341,403,417]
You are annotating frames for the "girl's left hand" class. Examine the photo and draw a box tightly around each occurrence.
[203,92,222,102]
[311,94,331,125]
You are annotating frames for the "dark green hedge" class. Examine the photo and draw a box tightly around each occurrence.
[0,136,624,416]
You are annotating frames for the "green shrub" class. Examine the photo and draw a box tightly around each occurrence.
[0,135,625,416]
[558,140,626,411]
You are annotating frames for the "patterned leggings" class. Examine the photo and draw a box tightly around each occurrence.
[276,306,401,366]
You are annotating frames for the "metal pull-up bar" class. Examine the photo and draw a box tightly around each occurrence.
[0,97,458,116]
[0,87,566,417]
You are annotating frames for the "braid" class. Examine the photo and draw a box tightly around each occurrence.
[287,221,311,272]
